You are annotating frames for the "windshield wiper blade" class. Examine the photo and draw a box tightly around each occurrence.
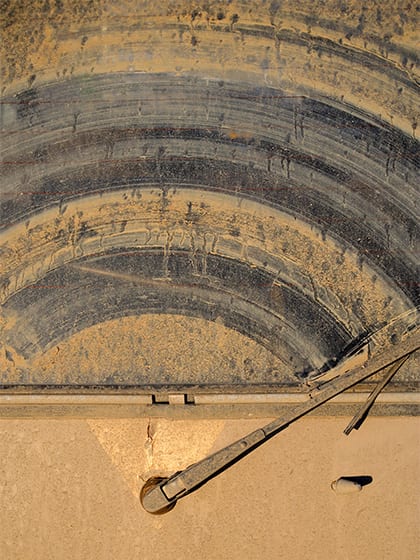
[343,354,409,435]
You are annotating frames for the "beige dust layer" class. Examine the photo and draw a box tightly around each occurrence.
[29,314,288,385]
[0,416,419,559]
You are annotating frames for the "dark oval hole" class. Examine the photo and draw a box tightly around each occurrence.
[340,475,373,487]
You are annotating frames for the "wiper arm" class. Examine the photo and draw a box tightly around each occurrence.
[141,327,419,514]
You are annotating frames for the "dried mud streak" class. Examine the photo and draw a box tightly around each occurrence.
[0,190,410,321]
[1,73,417,305]
[0,190,412,382]
[0,1,418,392]
[1,1,418,135]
